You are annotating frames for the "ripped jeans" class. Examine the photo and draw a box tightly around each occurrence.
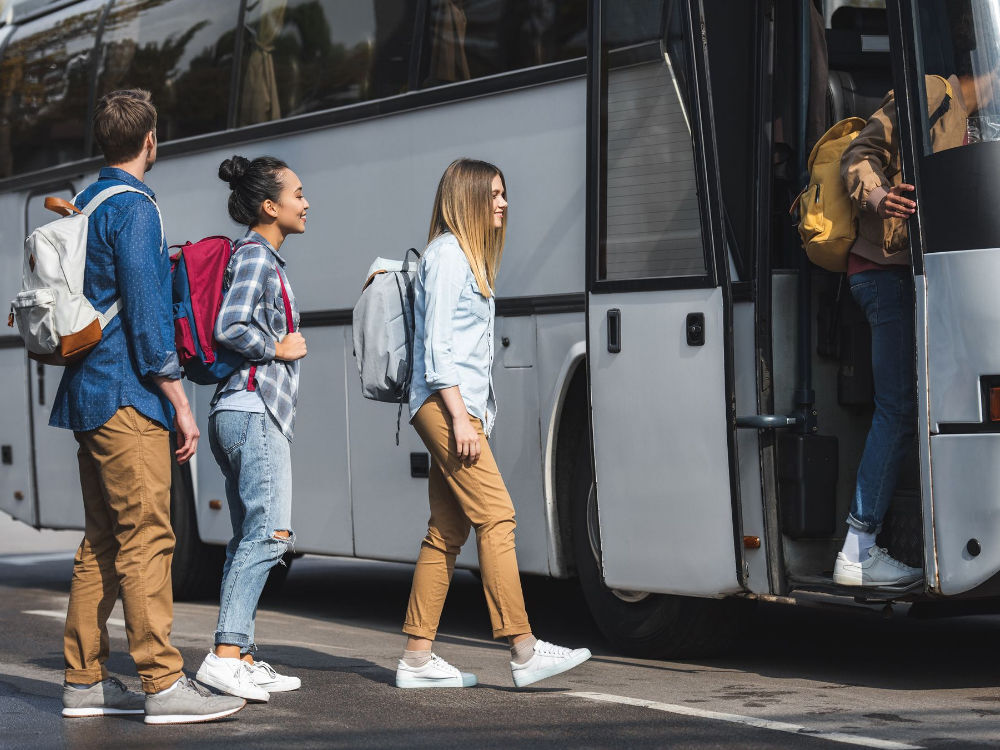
[209,409,294,652]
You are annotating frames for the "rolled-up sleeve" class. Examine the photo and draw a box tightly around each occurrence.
[841,94,896,215]
[214,247,277,363]
[421,248,464,390]
[113,199,181,380]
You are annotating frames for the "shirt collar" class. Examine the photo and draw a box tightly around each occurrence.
[244,229,287,267]
[97,167,155,200]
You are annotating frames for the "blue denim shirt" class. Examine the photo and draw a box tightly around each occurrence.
[408,233,497,435]
[50,168,180,432]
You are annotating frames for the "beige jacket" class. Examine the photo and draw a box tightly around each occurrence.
[841,75,967,265]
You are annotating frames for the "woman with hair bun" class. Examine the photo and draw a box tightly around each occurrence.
[194,155,308,703]
[395,158,592,689]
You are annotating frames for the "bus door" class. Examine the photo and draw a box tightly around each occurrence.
[890,0,1000,596]
[24,187,85,529]
[584,0,744,596]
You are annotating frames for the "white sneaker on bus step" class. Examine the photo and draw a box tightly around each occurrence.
[395,653,477,688]
[511,640,592,688]
[833,546,923,588]
[246,660,301,692]
[195,652,269,702]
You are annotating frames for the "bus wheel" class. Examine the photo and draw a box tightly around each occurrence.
[169,458,225,601]
[571,468,745,659]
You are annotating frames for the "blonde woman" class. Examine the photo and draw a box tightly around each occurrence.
[396,158,592,689]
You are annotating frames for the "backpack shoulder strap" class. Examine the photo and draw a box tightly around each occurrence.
[79,184,165,252]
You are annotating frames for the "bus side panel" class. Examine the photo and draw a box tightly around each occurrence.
[288,327,353,555]
[929,434,1000,595]
[0,349,35,526]
[924,249,1000,593]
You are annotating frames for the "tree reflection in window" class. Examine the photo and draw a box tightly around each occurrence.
[94,0,239,144]
[0,0,104,178]
[236,0,415,127]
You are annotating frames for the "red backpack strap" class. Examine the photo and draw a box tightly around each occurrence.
[246,264,294,392]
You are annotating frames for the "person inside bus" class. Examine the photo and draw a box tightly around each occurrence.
[194,154,308,702]
[396,158,592,688]
[834,12,997,588]
[53,89,245,724]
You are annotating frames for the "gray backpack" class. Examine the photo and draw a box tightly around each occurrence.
[352,249,420,440]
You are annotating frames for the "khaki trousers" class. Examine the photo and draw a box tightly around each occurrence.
[403,394,531,640]
[63,407,183,693]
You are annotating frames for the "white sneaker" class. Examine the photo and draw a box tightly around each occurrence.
[195,652,269,702]
[833,547,923,588]
[247,660,301,692]
[511,640,591,688]
[395,654,477,688]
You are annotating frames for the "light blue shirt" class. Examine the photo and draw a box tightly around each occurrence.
[408,233,497,435]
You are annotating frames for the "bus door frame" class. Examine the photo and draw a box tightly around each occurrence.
[583,0,746,597]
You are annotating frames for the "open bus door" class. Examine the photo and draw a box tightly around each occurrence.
[889,0,1000,597]
[584,0,744,598]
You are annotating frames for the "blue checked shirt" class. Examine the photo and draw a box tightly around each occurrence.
[212,231,300,440]
[408,232,497,435]
[50,168,180,432]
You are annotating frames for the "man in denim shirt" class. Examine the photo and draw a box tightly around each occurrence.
[52,90,244,724]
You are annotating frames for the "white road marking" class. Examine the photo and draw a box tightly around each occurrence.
[568,692,924,750]
[24,609,126,629]
[0,552,75,566]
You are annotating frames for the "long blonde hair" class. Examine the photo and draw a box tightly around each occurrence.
[427,158,506,298]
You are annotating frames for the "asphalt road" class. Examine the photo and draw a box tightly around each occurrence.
[2,546,1000,749]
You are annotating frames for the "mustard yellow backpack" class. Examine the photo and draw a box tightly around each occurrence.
[796,117,867,272]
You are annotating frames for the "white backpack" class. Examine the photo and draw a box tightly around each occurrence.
[7,185,162,365]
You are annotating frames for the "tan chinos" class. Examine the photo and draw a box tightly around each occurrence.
[403,394,531,640]
[63,406,184,694]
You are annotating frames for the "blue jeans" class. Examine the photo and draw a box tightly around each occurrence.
[209,409,294,651]
[847,268,917,533]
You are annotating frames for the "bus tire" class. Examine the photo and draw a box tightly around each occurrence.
[170,458,225,601]
[570,438,745,659]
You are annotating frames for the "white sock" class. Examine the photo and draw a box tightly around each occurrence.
[841,527,876,563]
[153,678,181,696]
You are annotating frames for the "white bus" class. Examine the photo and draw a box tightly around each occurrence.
[4,0,1000,658]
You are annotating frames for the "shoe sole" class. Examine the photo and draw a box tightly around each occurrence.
[144,702,246,725]
[194,670,269,703]
[396,674,477,688]
[62,707,145,717]
[833,572,923,588]
[513,650,592,688]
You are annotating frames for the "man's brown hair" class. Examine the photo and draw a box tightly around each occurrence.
[93,89,157,164]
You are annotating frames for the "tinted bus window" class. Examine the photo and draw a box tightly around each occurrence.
[95,0,239,144]
[422,0,586,86]
[0,0,105,178]
[236,0,416,127]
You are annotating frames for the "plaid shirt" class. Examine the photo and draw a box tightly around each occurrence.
[212,231,300,440]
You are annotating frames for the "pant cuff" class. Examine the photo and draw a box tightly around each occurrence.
[65,666,106,685]
[402,623,438,640]
[143,671,182,695]
[846,514,881,534]
[215,631,251,649]
[492,622,532,640]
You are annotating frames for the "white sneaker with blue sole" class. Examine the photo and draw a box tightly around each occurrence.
[395,654,477,688]
[511,640,592,688]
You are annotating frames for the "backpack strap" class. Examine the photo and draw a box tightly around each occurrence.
[76,184,165,328]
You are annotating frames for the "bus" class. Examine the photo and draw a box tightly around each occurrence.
[4,0,1000,658]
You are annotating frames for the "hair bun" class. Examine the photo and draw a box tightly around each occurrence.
[218,155,250,190]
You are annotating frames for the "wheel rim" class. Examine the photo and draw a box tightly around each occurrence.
[586,483,650,604]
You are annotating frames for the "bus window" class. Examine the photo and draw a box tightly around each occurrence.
[421,0,586,87]
[94,0,239,144]
[0,0,104,178]
[236,0,417,127]
[917,0,1000,149]
[597,1,705,281]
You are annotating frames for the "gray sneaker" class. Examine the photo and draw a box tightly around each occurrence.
[144,675,246,725]
[62,677,145,717]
